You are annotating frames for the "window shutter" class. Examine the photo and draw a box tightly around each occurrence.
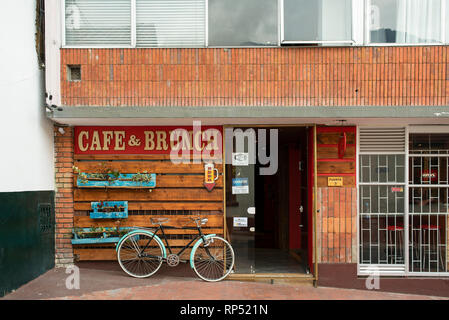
[65,0,132,46]
[136,0,206,47]
[359,127,406,153]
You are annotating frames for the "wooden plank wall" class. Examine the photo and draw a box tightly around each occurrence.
[316,127,357,264]
[317,127,356,187]
[73,154,224,261]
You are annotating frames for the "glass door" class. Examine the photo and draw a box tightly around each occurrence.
[225,128,256,274]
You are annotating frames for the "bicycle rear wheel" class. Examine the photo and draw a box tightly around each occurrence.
[117,232,164,278]
[191,236,235,282]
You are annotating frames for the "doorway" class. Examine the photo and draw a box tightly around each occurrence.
[225,126,313,275]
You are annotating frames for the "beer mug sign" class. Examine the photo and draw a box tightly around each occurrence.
[204,163,219,192]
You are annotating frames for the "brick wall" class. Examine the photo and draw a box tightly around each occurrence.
[316,188,357,263]
[61,46,448,107]
[54,125,74,266]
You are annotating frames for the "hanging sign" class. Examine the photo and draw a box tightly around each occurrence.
[74,126,222,155]
[338,132,347,159]
[204,163,219,192]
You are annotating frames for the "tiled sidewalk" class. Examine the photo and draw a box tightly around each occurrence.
[1,262,447,300]
[51,280,446,300]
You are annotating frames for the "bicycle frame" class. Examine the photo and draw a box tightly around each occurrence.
[133,223,214,263]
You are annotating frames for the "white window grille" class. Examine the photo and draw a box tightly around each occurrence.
[359,127,449,276]
[408,132,449,274]
[358,127,407,275]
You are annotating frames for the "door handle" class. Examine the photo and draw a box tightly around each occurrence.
[299,206,303,213]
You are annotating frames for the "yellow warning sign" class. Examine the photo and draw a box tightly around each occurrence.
[328,177,344,187]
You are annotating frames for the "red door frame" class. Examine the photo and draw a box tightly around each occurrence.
[307,127,315,274]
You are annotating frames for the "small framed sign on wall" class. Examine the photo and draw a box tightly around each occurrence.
[328,177,343,187]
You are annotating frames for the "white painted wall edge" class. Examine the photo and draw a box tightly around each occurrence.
[0,0,55,192]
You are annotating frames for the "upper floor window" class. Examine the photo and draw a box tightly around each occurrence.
[368,0,446,44]
[282,0,353,44]
[62,0,449,47]
[65,0,132,46]
[136,0,206,47]
[208,0,278,46]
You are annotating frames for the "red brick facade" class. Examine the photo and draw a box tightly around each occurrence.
[55,46,448,267]
[54,126,75,266]
[317,188,357,264]
[61,46,448,107]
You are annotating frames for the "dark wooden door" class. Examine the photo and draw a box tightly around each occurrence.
[288,144,303,250]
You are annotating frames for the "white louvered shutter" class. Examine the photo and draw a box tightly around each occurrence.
[136,0,206,47]
[359,127,406,153]
[65,0,132,46]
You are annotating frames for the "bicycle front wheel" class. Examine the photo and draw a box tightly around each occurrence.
[191,236,235,282]
[117,232,164,278]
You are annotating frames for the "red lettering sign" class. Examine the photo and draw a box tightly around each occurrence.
[74,126,223,155]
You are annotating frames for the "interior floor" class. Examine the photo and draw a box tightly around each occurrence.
[255,248,308,274]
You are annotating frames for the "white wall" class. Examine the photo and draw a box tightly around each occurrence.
[0,0,55,192]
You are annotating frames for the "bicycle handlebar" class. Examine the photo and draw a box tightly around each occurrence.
[150,216,208,227]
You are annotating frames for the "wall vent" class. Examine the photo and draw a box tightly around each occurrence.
[359,127,406,153]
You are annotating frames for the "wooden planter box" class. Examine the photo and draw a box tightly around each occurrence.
[90,201,128,219]
[76,173,156,188]
[71,227,132,245]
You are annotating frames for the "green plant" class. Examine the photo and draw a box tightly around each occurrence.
[91,163,120,181]
[72,166,89,183]
[72,164,121,183]
[131,171,153,182]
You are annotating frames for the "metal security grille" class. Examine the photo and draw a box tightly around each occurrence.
[359,129,449,276]
[359,155,406,272]
[38,203,54,234]
[358,127,407,275]
[65,0,132,46]
[136,0,206,47]
[408,139,449,273]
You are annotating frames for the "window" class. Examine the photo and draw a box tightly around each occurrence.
[368,0,443,44]
[282,0,353,44]
[208,0,278,46]
[65,0,132,46]
[359,127,449,276]
[62,0,449,47]
[136,0,206,47]
[358,128,407,274]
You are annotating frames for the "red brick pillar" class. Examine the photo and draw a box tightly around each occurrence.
[54,125,74,267]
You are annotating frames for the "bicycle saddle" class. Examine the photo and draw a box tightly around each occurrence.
[150,217,170,225]
[190,217,208,226]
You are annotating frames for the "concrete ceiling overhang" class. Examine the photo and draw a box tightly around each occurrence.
[46,106,449,126]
